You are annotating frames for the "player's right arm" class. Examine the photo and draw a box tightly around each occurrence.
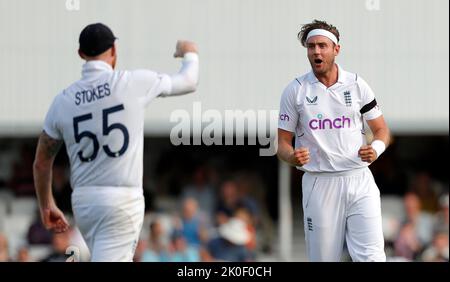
[277,81,309,166]
[33,131,69,233]
[277,129,310,166]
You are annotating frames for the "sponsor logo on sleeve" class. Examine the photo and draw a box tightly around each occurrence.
[279,113,290,121]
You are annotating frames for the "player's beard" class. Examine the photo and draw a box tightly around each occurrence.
[310,57,335,77]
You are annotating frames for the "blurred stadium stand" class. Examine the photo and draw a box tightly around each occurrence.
[0,136,448,262]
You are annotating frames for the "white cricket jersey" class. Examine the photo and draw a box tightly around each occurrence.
[43,53,198,190]
[278,64,382,173]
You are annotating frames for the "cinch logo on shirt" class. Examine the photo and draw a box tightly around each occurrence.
[279,113,290,121]
[309,114,351,130]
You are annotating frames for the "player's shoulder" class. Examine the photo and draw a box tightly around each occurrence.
[293,72,310,87]
[52,87,69,104]
[283,73,308,93]
[127,69,158,80]
[339,66,374,95]
[339,66,370,87]
[353,73,373,94]
[354,74,371,87]
[54,80,81,105]
[280,74,310,104]
[339,66,359,85]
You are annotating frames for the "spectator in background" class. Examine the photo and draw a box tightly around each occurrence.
[141,219,170,262]
[235,171,275,254]
[394,222,422,260]
[409,171,440,213]
[181,165,216,217]
[402,192,435,246]
[207,218,252,262]
[179,197,209,247]
[234,207,257,260]
[40,230,72,262]
[27,209,53,245]
[419,193,450,262]
[234,173,261,220]
[393,192,437,260]
[8,144,35,197]
[16,246,31,262]
[132,239,147,262]
[169,230,200,262]
[421,228,449,262]
[434,194,449,235]
[215,180,242,225]
[0,233,10,262]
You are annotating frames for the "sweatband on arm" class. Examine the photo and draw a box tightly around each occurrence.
[371,140,386,158]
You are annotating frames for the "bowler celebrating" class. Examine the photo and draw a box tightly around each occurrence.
[33,23,199,261]
[277,20,390,261]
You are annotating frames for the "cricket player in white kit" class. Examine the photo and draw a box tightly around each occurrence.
[277,20,390,262]
[33,23,199,261]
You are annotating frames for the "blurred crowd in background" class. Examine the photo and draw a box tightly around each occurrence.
[0,136,448,262]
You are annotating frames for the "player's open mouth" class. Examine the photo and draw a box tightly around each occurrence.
[314,59,323,65]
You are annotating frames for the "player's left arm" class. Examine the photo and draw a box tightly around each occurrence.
[359,115,391,163]
[160,40,199,97]
[137,40,199,104]
[33,131,69,233]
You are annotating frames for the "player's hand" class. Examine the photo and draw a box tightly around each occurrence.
[173,40,198,58]
[40,205,70,233]
[358,145,377,163]
[289,147,310,166]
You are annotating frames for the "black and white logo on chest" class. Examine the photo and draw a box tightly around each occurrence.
[306,95,318,105]
[343,91,352,107]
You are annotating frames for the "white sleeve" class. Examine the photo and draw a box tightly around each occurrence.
[130,52,199,105]
[129,69,171,106]
[358,76,383,121]
[159,52,199,97]
[43,96,63,140]
[278,81,299,133]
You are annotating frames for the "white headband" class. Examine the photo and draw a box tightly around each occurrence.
[305,29,339,45]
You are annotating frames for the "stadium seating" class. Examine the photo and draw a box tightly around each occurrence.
[380,195,405,242]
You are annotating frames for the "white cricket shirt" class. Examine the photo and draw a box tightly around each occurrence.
[278,64,382,172]
[44,53,198,190]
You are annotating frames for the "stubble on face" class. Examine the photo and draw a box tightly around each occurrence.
[306,36,337,76]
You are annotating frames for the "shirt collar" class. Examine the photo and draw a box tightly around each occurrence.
[307,63,346,85]
[81,60,113,79]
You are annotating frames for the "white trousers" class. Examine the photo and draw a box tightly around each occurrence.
[302,167,386,262]
[72,186,145,262]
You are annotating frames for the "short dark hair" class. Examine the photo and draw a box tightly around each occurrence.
[297,20,340,47]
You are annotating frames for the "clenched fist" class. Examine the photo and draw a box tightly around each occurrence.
[289,147,310,166]
[173,40,198,58]
[358,145,377,163]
